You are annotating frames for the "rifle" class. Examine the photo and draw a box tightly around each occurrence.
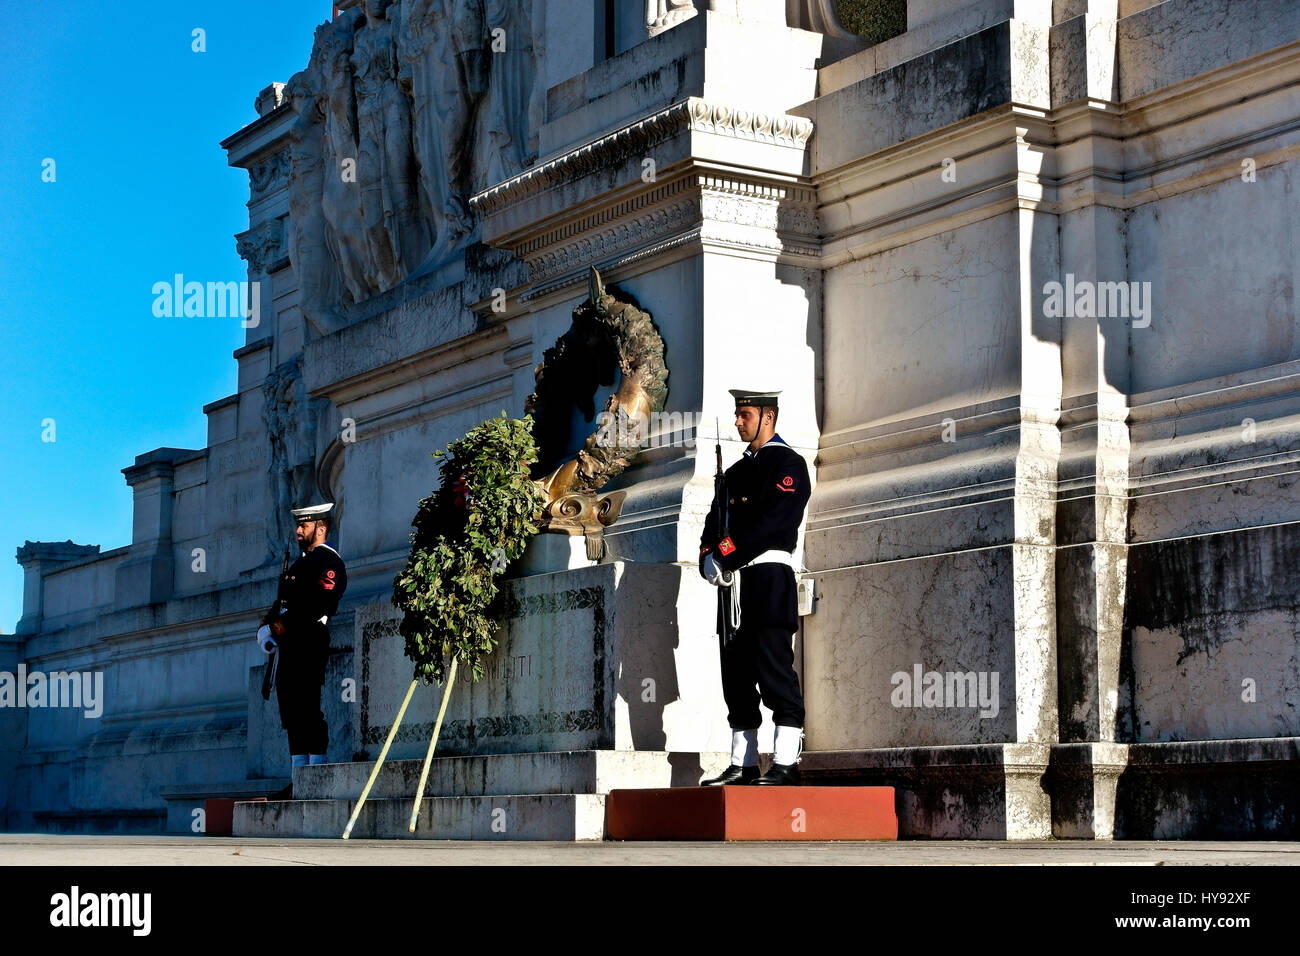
[260,546,291,701]
[713,419,737,644]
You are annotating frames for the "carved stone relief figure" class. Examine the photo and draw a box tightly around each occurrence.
[399,0,488,266]
[262,359,322,560]
[319,10,375,304]
[248,150,289,199]
[525,0,546,163]
[280,0,544,313]
[352,0,426,290]
[286,48,345,335]
[484,0,539,185]
[646,0,699,37]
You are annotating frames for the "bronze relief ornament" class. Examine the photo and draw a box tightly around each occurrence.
[525,268,669,558]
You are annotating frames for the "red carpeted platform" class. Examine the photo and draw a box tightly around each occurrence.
[606,786,897,841]
[205,797,265,836]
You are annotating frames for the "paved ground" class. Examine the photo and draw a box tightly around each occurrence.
[1,834,1297,865]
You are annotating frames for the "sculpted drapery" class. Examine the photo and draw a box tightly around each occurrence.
[285,0,542,333]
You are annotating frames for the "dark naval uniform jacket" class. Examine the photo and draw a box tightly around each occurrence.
[263,543,348,687]
[700,434,811,631]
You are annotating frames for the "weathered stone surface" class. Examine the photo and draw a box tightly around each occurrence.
[351,562,732,758]
[291,749,729,800]
[801,744,1051,839]
[234,793,607,840]
[1120,525,1300,742]
[1118,0,1300,100]
[1114,737,1300,839]
[9,0,1300,844]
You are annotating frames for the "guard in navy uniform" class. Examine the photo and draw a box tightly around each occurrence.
[699,389,811,786]
[256,503,348,794]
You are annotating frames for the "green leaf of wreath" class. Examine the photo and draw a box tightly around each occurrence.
[392,413,547,685]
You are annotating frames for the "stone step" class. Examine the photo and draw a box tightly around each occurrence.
[292,749,731,800]
[606,786,898,841]
[233,794,606,841]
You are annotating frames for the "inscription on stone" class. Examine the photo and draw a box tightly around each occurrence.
[360,585,608,754]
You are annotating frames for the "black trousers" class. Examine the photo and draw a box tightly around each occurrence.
[720,624,805,730]
[275,629,328,755]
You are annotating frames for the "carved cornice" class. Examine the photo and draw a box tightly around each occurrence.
[470,97,814,218]
[16,540,102,567]
[515,172,820,296]
[683,99,814,148]
[527,194,701,286]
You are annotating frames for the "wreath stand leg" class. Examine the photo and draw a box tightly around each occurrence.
[408,657,458,833]
[342,678,418,840]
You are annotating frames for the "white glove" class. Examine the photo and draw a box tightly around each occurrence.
[703,553,731,587]
[257,625,277,654]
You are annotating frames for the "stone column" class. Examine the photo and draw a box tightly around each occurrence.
[1047,0,1131,837]
[116,450,190,608]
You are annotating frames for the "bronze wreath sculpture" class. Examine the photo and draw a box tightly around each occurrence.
[525,268,669,556]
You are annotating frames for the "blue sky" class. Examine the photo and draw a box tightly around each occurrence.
[0,2,329,631]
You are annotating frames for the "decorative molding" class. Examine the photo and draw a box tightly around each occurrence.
[254,82,286,117]
[513,176,697,258]
[469,97,814,217]
[527,196,701,285]
[522,229,704,302]
[684,98,814,148]
[506,172,819,289]
[235,217,286,275]
[503,340,535,369]
[248,148,289,199]
[16,540,102,567]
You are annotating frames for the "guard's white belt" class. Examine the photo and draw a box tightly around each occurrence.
[742,550,796,570]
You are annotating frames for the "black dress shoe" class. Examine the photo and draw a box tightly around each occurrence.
[700,765,760,786]
[752,762,800,786]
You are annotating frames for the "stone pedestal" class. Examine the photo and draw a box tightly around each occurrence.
[1048,742,1128,839]
[802,744,1053,840]
[352,560,732,759]
[233,749,732,840]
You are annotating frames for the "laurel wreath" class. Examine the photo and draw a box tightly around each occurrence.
[836,0,907,45]
[392,413,547,684]
[525,269,669,496]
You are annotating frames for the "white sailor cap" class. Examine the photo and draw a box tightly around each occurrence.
[291,503,334,521]
[729,388,781,408]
